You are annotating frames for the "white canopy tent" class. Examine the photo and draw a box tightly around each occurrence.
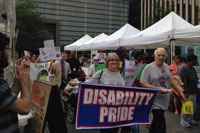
[174,24,200,44]
[120,12,195,49]
[106,23,140,40]
[64,34,92,51]
[78,23,140,50]
[78,33,109,51]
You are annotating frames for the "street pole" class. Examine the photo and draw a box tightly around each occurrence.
[170,39,176,64]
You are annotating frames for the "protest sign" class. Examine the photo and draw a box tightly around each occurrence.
[32,81,52,133]
[44,40,55,48]
[30,63,50,82]
[76,83,159,129]
[39,47,61,62]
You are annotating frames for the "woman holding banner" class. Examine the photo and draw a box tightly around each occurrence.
[87,52,125,133]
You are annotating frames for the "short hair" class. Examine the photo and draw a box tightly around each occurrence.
[106,52,120,65]
[0,32,9,50]
[154,48,167,57]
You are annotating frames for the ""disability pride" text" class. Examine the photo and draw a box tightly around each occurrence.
[83,88,155,123]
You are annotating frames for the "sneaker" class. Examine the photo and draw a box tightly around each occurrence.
[180,119,192,128]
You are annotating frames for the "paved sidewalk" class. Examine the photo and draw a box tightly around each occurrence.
[68,112,200,133]
[140,112,200,133]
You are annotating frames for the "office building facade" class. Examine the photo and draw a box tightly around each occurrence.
[34,0,128,47]
[129,0,200,30]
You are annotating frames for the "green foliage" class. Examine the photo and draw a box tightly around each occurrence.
[16,0,38,17]
[16,0,44,32]
[16,0,50,51]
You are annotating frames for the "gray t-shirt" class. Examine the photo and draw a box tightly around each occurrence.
[86,69,125,86]
[140,62,172,110]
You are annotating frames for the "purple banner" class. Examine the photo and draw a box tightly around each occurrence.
[76,83,159,129]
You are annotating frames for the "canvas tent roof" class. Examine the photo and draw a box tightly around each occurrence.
[108,23,140,40]
[79,23,140,50]
[137,12,193,36]
[173,24,200,43]
[120,12,196,49]
[64,34,92,51]
[78,33,109,51]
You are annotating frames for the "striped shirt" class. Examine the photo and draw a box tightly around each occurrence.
[0,79,19,133]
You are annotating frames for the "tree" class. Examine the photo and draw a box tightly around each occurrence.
[16,0,51,53]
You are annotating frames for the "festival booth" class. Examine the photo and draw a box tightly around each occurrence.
[78,23,140,51]
[64,34,92,51]
[174,24,200,43]
[80,12,200,51]
[78,33,109,51]
[120,12,196,49]
[120,12,200,63]
[78,33,109,74]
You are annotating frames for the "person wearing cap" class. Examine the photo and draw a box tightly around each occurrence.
[0,32,31,133]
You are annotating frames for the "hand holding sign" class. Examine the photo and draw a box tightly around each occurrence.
[159,88,172,93]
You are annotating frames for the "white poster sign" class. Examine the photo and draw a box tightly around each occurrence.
[30,63,49,81]
[39,47,61,62]
[44,40,55,48]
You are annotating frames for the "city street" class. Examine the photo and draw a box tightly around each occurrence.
[68,111,200,133]
[141,112,200,133]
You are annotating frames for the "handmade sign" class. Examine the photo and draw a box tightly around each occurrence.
[39,47,61,62]
[32,81,52,133]
[30,63,49,82]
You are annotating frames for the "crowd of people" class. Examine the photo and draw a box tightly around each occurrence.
[0,30,200,133]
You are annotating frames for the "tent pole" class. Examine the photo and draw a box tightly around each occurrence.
[144,48,146,53]
[90,49,92,65]
[75,48,78,58]
[170,39,176,64]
